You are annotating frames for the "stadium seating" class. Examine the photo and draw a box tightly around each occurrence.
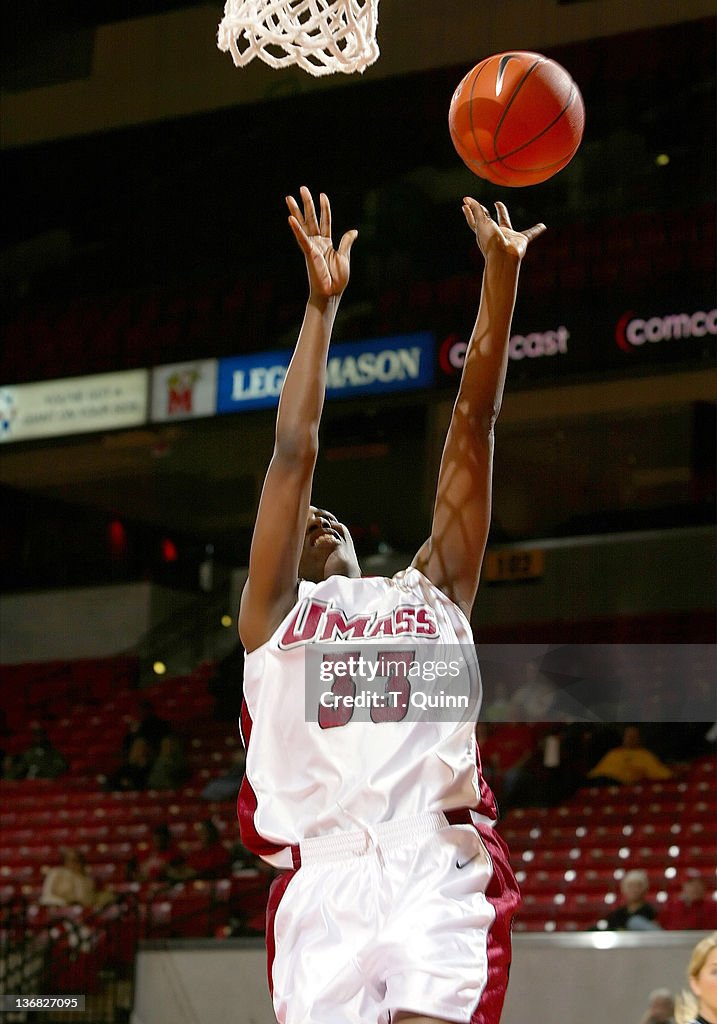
[504,762,717,932]
[1,655,715,946]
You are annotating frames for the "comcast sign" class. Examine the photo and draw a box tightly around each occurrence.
[616,308,717,351]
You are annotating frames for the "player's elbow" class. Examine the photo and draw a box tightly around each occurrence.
[455,394,500,435]
[273,429,319,467]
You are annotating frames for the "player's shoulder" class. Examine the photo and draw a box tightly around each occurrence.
[391,565,428,591]
[393,566,475,634]
[392,565,449,601]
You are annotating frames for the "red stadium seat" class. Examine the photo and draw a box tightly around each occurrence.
[515,869,568,894]
[520,893,565,916]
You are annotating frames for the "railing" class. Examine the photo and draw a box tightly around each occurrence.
[0,876,272,1022]
[130,575,238,684]
[0,895,139,1023]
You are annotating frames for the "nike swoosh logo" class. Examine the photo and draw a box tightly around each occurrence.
[496,54,517,96]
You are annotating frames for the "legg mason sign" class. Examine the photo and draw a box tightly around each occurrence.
[217,333,434,412]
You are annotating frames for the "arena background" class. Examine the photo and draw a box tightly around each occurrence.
[1,1,715,1022]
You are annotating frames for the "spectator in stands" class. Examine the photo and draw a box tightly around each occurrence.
[587,725,673,785]
[662,876,717,932]
[135,824,184,883]
[180,820,231,880]
[19,726,67,779]
[40,847,114,909]
[122,700,171,757]
[106,737,152,791]
[675,931,717,1024]
[605,869,660,931]
[201,747,246,802]
[147,734,190,790]
[639,988,675,1024]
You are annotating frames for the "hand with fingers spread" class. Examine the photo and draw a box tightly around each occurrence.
[462,197,546,262]
[287,186,358,300]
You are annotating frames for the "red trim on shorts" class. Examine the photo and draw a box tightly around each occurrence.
[469,825,521,1024]
[265,869,297,999]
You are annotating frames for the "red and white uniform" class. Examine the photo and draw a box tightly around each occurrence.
[239,567,519,1024]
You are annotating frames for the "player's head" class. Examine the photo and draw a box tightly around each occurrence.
[682,932,717,1022]
[299,506,360,583]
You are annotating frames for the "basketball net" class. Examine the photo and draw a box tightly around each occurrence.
[217,0,380,77]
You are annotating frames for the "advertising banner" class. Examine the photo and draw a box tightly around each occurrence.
[437,301,716,387]
[0,370,148,444]
[217,333,435,413]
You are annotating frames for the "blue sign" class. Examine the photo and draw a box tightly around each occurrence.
[217,333,435,413]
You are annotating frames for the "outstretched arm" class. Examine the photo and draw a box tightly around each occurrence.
[238,188,358,652]
[413,199,545,618]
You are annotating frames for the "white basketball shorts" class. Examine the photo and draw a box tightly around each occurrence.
[264,811,520,1024]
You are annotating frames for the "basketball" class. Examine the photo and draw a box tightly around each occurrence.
[448,51,585,187]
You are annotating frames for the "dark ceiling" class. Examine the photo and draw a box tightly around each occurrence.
[3,1,208,40]
[2,2,219,89]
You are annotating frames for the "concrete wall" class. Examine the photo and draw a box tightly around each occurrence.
[0,583,195,664]
[132,931,705,1024]
[475,525,715,628]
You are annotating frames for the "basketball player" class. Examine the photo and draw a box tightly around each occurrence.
[238,186,545,1024]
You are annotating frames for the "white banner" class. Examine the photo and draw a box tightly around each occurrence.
[150,359,218,422]
[0,370,148,444]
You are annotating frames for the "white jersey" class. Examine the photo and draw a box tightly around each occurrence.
[239,567,497,867]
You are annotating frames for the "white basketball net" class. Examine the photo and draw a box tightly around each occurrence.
[217,0,380,77]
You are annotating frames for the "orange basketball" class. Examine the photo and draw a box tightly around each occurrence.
[449,51,585,187]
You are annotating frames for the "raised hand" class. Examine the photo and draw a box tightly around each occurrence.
[462,197,546,262]
[286,186,358,299]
